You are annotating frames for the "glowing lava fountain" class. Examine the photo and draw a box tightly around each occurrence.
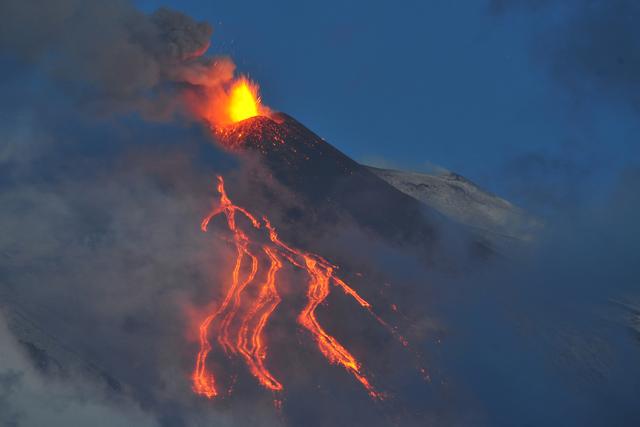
[228,77,261,123]
[193,75,270,128]
[192,176,412,401]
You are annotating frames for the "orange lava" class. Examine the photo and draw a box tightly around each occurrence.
[194,75,269,128]
[237,247,283,391]
[228,77,261,123]
[192,176,405,401]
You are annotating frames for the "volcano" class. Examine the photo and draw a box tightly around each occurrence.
[0,108,515,427]
[215,112,493,264]
[185,110,495,415]
[0,107,503,427]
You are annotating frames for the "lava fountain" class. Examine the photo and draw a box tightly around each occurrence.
[192,74,270,129]
[228,77,262,123]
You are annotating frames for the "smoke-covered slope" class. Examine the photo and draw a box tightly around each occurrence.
[366,166,541,250]
[218,113,494,263]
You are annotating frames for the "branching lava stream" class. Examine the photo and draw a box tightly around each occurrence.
[193,175,411,401]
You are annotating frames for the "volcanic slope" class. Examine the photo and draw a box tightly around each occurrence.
[217,113,494,263]
[367,166,541,251]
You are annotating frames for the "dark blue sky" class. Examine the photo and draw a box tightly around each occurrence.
[136,0,639,208]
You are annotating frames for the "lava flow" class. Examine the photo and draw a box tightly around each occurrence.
[192,175,411,401]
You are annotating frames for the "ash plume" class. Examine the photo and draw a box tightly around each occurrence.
[0,0,235,119]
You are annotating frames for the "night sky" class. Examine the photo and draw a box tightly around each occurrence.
[134,0,640,212]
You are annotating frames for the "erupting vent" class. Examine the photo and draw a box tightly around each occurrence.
[227,77,261,123]
[191,74,270,128]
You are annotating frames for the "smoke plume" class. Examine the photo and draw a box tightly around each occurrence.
[0,0,235,120]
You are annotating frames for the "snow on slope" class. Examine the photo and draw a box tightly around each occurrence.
[366,165,542,247]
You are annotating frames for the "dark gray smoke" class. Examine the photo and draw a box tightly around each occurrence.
[0,314,160,427]
[0,0,234,119]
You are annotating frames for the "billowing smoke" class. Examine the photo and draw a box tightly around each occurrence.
[0,314,158,427]
[0,0,235,120]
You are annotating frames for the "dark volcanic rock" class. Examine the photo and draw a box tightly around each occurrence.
[218,113,492,263]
